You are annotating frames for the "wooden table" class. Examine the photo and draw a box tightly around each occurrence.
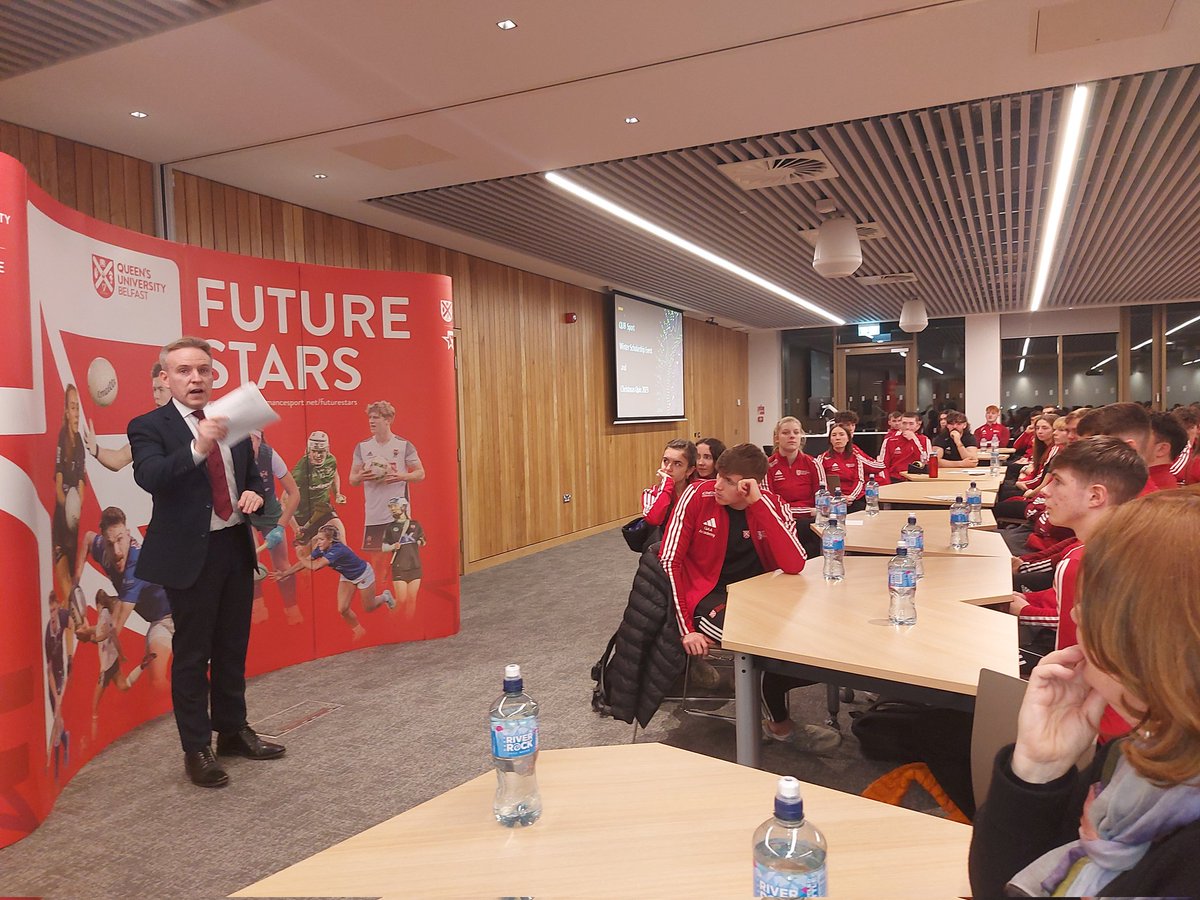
[723,558,1017,767]
[814,509,1010,558]
[232,743,972,899]
[878,479,998,508]
[903,468,1004,488]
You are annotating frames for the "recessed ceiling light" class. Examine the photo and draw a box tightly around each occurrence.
[544,171,845,325]
[624,116,639,125]
[129,110,148,118]
[497,19,517,29]
[313,173,328,179]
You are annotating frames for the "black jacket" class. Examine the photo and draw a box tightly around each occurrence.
[605,544,687,728]
[970,742,1200,897]
[128,402,263,590]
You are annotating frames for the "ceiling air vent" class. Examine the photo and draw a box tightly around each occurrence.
[797,221,887,245]
[855,272,919,285]
[718,150,839,190]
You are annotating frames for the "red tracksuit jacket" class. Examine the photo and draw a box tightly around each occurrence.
[659,480,806,636]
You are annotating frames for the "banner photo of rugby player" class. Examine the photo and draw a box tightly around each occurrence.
[0,152,460,848]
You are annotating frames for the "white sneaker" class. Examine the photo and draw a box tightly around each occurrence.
[379,590,396,610]
[761,720,842,755]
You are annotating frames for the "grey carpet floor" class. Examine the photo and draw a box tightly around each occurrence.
[0,530,919,900]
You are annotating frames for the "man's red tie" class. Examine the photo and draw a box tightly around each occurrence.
[194,410,235,520]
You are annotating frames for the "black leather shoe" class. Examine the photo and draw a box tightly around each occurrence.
[184,747,229,788]
[216,726,286,760]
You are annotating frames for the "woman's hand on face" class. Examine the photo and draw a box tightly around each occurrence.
[1011,646,1108,784]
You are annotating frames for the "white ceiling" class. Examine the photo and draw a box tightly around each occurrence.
[1,0,1198,328]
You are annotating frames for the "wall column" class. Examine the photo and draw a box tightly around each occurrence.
[965,313,1001,428]
[748,329,782,448]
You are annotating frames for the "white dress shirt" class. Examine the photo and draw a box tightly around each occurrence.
[172,397,242,531]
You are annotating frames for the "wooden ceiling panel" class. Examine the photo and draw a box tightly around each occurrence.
[371,66,1200,329]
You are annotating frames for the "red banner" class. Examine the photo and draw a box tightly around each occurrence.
[0,153,460,847]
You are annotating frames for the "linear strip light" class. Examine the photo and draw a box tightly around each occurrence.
[1167,313,1200,336]
[1028,84,1092,312]
[544,171,846,325]
[1018,358,1026,373]
[1021,337,1031,356]
[922,362,944,375]
[1089,314,1200,370]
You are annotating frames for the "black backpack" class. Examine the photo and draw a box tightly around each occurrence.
[850,699,976,817]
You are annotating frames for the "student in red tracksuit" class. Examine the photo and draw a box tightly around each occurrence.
[974,404,1011,449]
[766,417,824,559]
[876,411,932,480]
[1077,403,1162,496]
[1147,412,1186,490]
[831,410,886,473]
[816,425,885,513]
[659,443,840,754]
[640,439,697,528]
[1007,437,1147,740]
[694,437,727,482]
[1169,407,1198,484]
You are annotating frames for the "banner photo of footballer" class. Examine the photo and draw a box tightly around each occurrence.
[0,152,460,849]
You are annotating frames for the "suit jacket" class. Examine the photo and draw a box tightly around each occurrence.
[127,402,264,590]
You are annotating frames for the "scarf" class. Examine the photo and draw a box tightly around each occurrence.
[1008,743,1200,896]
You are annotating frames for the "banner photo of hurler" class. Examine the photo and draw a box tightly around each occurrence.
[0,152,460,848]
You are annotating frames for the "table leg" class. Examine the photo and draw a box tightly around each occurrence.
[735,652,761,768]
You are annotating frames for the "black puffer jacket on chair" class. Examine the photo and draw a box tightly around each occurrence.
[603,542,687,728]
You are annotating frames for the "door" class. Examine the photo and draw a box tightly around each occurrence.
[834,344,916,430]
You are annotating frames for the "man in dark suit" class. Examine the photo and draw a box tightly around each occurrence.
[128,336,285,788]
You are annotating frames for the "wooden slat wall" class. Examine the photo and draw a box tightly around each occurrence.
[0,120,157,235]
[171,172,749,564]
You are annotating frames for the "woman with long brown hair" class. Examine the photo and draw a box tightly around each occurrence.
[970,488,1200,897]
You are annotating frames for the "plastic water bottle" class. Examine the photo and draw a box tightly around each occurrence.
[966,481,983,526]
[814,487,831,526]
[950,496,970,549]
[821,517,845,582]
[490,664,542,827]
[888,544,917,625]
[864,476,880,516]
[831,486,847,521]
[988,439,1001,478]
[900,514,925,579]
[752,775,828,898]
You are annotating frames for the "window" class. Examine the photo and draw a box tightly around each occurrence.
[915,318,965,413]
[781,327,835,433]
[1002,336,1058,411]
[1165,301,1200,407]
[1128,306,1154,405]
[1063,332,1118,408]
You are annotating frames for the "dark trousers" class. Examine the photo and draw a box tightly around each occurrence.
[693,589,813,723]
[165,525,255,752]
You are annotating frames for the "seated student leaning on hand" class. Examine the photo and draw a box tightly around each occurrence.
[970,488,1200,899]
[660,443,841,755]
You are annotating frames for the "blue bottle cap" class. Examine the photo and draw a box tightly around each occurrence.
[774,775,804,820]
[503,663,523,692]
